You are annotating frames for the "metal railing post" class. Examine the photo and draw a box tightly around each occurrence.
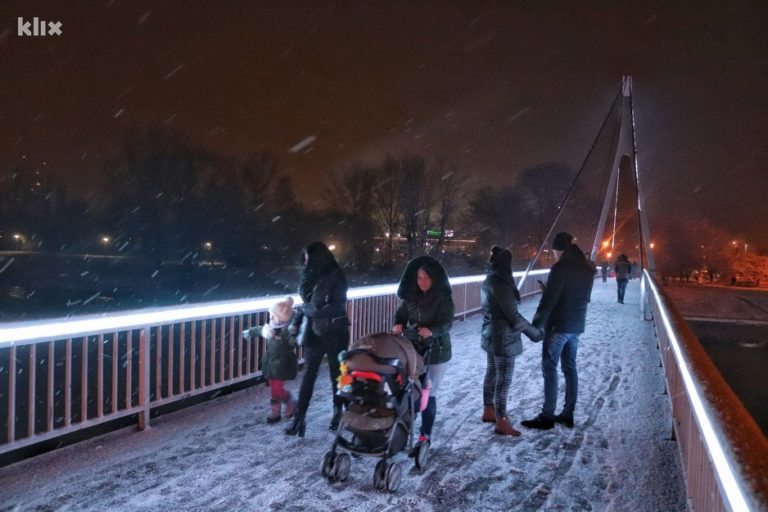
[138,327,150,430]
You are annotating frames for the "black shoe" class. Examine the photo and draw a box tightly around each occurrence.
[521,414,555,430]
[284,414,306,437]
[554,413,574,428]
[329,405,343,431]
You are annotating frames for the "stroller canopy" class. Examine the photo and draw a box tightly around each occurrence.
[348,333,424,381]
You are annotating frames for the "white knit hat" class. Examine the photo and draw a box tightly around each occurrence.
[269,296,294,323]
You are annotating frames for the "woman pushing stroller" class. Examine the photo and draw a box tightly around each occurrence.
[391,256,454,447]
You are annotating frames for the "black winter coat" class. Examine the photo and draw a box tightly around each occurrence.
[395,293,454,365]
[395,256,454,365]
[533,246,594,334]
[614,259,631,281]
[294,267,349,347]
[480,271,537,357]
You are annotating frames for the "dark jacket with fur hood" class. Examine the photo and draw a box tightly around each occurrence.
[394,256,454,365]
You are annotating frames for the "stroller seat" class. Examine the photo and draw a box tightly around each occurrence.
[323,332,433,490]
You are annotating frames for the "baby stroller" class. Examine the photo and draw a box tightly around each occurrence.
[320,331,433,492]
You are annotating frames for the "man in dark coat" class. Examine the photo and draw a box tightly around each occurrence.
[614,254,631,304]
[522,232,594,430]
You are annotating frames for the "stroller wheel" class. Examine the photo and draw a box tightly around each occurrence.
[333,453,351,482]
[321,450,335,480]
[385,462,402,492]
[373,460,387,490]
[414,440,430,470]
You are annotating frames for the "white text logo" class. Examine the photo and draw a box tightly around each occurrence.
[17,17,63,37]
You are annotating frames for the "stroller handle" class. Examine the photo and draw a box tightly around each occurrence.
[401,328,434,359]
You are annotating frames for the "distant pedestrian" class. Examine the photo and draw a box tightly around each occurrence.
[584,253,597,274]
[284,242,350,437]
[521,232,594,430]
[480,246,543,436]
[614,254,631,304]
[601,263,608,283]
[242,297,298,424]
[583,252,596,302]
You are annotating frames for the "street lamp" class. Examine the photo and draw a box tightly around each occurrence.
[12,233,22,251]
[328,244,337,251]
[101,236,111,251]
[203,241,213,265]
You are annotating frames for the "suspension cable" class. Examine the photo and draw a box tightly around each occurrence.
[518,87,622,290]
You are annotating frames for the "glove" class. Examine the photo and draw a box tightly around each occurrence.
[242,329,250,339]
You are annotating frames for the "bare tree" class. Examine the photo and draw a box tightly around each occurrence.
[398,155,432,258]
[237,152,279,210]
[430,159,469,254]
[323,163,377,268]
[468,185,527,258]
[515,162,572,248]
[371,155,404,264]
[116,126,210,264]
[655,216,735,281]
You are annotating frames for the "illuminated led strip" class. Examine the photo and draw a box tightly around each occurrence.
[0,270,550,347]
[644,270,749,511]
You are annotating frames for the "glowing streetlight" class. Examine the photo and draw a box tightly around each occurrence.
[203,241,213,265]
[328,244,337,251]
[12,233,22,251]
[649,242,655,249]
[602,240,610,248]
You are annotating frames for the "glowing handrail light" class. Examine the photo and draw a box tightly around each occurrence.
[644,270,749,511]
[0,271,549,347]
[0,270,550,347]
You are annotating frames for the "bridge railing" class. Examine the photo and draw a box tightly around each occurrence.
[642,270,768,512]
[0,269,548,457]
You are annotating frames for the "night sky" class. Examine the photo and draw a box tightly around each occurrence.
[2,1,766,248]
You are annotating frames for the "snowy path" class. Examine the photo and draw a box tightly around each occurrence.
[0,280,685,511]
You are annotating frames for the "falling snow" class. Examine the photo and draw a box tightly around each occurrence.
[0,282,686,511]
[289,135,317,153]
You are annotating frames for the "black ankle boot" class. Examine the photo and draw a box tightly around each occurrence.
[328,405,343,431]
[284,413,306,437]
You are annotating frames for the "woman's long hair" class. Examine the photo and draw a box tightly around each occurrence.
[299,241,340,300]
[489,245,520,302]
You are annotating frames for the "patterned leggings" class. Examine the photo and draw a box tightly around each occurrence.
[482,351,516,418]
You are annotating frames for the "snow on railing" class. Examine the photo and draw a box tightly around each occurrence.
[0,269,549,458]
[643,270,768,512]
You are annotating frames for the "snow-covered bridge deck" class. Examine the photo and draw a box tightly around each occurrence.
[0,281,685,511]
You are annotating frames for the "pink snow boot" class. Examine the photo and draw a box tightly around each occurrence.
[266,400,281,424]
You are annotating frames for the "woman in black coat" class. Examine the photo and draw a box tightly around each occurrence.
[391,255,454,445]
[284,242,350,437]
[480,246,542,436]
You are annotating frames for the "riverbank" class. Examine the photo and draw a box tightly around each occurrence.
[664,282,768,435]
